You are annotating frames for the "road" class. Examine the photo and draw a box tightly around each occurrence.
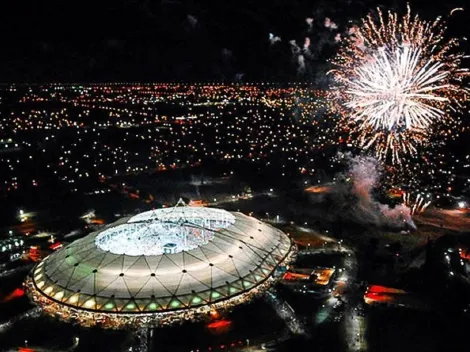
[337,244,368,352]
[0,308,41,335]
[0,263,34,279]
[265,291,307,336]
[314,237,368,352]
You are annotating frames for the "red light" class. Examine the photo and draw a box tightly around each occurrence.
[12,288,25,298]
[207,320,231,329]
[1,288,25,303]
[49,242,63,250]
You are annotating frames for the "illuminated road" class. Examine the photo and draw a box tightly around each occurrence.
[309,234,367,352]
[333,244,368,352]
[4,336,80,352]
[0,308,77,352]
[416,208,470,233]
[0,307,41,334]
[265,291,308,336]
[0,263,34,279]
[344,307,367,352]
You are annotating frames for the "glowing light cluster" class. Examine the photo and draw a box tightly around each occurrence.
[330,5,469,163]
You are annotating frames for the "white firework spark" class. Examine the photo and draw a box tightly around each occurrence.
[344,45,450,130]
[403,192,431,215]
[329,5,469,162]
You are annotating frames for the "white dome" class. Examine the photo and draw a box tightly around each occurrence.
[30,207,292,316]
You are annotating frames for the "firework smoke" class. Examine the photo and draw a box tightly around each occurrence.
[332,155,416,229]
[285,15,341,81]
[269,33,281,45]
[306,17,314,32]
[303,37,311,52]
[297,55,306,74]
[289,40,301,55]
[324,17,338,30]
[289,40,307,74]
[186,14,198,29]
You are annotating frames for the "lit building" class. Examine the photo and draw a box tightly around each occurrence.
[26,203,294,329]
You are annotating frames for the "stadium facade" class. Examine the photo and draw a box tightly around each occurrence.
[26,204,294,328]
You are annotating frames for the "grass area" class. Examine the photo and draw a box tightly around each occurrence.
[276,224,336,248]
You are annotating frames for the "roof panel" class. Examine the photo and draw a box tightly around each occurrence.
[175,273,211,296]
[134,277,172,298]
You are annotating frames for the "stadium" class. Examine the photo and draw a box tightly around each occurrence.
[26,203,294,329]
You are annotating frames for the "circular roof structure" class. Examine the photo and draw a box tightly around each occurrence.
[28,206,293,324]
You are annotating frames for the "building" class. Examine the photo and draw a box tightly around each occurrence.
[26,203,294,329]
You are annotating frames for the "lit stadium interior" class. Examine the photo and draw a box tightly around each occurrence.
[95,206,236,256]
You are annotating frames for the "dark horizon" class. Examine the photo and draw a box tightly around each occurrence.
[0,0,469,83]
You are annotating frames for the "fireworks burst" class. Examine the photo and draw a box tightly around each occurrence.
[329,5,469,162]
[403,192,432,215]
[345,45,451,130]
[358,126,427,165]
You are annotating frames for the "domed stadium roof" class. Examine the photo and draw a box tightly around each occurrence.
[30,205,292,315]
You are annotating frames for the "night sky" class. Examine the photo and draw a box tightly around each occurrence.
[0,0,469,82]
